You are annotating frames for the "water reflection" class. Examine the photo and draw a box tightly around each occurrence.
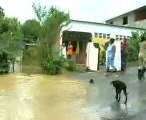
[0,73,88,120]
[110,101,128,119]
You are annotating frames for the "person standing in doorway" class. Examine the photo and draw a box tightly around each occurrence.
[67,42,73,59]
[121,39,128,71]
[106,38,117,72]
[60,43,67,58]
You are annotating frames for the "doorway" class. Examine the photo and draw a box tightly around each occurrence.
[62,31,92,65]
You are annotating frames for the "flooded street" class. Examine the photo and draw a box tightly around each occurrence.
[0,73,88,120]
[0,66,146,120]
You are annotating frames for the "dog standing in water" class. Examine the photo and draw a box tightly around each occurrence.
[138,66,146,80]
[110,80,128,104]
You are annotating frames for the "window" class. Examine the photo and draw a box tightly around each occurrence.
[123,16,128,25]
[120,35,123,40]
[107,34,110,39]
[103,33,106,38]
[94,32,98,37]
[127,36,130,39]
[116,35,119,40]
[99,33,102,38]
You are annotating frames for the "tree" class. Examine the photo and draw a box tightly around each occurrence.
[0,17,22,40]
[21,19,41,43]
[32,3,47,24]
[33,4,70,58]
[128,32,140,61]
[0,16,24,73]
[139,31,146,42]
[32,3,70,74]
[0,6,5,18]
[0,6,5,34]
[128,31,146,62]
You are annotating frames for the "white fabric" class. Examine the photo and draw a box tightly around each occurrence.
[62,47,67,58]
[60,46,67,58]
[86,43,99,71]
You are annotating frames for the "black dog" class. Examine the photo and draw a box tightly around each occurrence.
[89,79,94,84]
[138,66,146,80]
[110,80,127,104]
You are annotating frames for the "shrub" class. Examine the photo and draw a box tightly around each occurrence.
[23,47,38,65]
[42,55,67,75]
[0,61,9,74]
[65,60,76,71]
[128,39,139,61]
[128,31,146,62]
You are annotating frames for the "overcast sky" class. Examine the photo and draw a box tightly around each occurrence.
[0,0,146,23]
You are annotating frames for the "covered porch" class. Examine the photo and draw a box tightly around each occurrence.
[62,30,92,66]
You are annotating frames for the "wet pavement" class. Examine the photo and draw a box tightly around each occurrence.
[66,66,146,120]
[0,66,146,120]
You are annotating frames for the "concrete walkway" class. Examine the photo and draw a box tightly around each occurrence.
[66,66,146,120]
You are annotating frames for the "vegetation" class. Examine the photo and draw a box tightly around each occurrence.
[0,6,24,73]
[65,61,76,71]
[31,3,71,74]
[21,19,40,43]
[42,55,67,75]
[2,3,146,74]
[128,31,146,62]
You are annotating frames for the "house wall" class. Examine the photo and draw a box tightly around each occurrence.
[106,13,135,26]
[135,19,146,28]
[63,21,144,39]
[61,20,145,71]
[106,12,146,29]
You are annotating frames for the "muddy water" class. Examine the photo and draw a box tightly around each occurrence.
[0,73,89,120]
[2,71,145,120]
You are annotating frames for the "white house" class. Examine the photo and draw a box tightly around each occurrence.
[60,20,146,71]
[64,20,146,39]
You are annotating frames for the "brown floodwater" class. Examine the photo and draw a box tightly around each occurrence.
[0,73,90,120]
